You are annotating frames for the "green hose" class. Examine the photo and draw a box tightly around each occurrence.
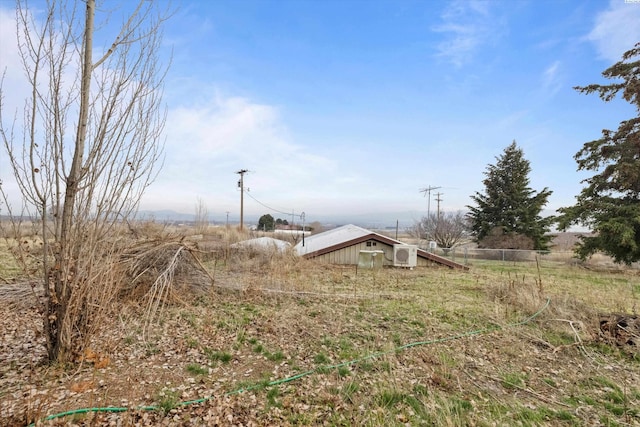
[30,297,550,425]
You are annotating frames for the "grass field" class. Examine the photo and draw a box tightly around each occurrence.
[1,236,639,426]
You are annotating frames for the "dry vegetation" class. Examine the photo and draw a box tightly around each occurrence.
[1,224,639,426]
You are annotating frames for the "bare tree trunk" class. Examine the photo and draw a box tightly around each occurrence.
[43,0,94,363]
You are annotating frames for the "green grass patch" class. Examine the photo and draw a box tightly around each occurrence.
[341,381,360,403]
[501,371,528,389]
[337,366,350,378]
[314,352,330,365]
[185,364,208,375]
[204,348,232,364]
[376,390,405,408]
[266,388,281,408]
[156,388,180,414]
[264,350,285,362]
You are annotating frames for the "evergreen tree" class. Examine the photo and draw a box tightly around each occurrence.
[467,141,554,250]
[557,44,640,264]
[257,214,275,231]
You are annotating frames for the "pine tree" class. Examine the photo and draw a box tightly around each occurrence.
[557,44,640,264]
[467,141,554,250]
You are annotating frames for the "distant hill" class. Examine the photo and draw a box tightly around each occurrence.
[136,210,196,222]
[134,210,424,229]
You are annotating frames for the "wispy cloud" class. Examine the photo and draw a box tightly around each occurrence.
[587,0,640,63]
[541,60,562,97]
[432,0,497,68]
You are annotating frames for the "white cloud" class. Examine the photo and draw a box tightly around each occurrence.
[146,92,342,215]
[587,0,640,63]
[541,60,562,97]
[432,0,497,68]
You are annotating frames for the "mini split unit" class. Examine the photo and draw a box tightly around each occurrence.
[393,244,418,268]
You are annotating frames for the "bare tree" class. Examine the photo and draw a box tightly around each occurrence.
[194,197,209,234]
[0,0,169,362]
[409,211,470,252]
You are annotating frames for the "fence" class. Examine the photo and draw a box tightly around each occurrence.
[421,246,639,270]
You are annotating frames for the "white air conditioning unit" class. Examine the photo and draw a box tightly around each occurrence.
[393,244,417,268]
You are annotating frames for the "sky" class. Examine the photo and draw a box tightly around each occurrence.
[0,0,639,227]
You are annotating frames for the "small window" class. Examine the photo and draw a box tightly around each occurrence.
[366,241,377,247]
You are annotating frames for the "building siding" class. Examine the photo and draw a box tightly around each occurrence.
[313,242,444,268]
[314,240,395,265]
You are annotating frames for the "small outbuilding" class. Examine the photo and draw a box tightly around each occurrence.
[294,224,467,270]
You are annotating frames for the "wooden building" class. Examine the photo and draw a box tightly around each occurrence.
[294,224,467,270]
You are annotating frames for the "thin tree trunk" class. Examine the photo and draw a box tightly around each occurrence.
[48,0,95,362]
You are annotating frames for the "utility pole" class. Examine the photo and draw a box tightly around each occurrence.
[225,211,229,227]
[236,169,248,230]
[435,192,443,219]
[300,212,306,246]
[419,185,441,218]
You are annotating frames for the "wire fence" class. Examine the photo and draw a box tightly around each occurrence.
[420,245,640,270]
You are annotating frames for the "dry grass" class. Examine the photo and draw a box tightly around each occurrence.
[1,228,639,426]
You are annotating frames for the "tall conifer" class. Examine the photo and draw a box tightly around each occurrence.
[558,44,640,264]
[468,142,553,250]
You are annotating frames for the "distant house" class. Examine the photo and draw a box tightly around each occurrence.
[293,224,468,270]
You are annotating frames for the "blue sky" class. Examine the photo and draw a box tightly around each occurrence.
[1,0,639,226]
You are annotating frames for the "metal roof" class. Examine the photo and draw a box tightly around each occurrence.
[294,224,382,257]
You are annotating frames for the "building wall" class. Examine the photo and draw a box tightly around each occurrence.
[314,240,395,265]
[312,241,439,267]
[416,256,433,267]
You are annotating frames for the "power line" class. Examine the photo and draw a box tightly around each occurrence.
[244,190,293,217]
[244,190,306,228]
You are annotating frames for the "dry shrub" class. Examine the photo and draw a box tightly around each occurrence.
[120,239,213,301]
[1,220,49,279]
[42,235,139,361]
[212,242,315,295]
[486,277,602,351]
[225,227,251,244]
[479,227,534,250]
[487,277,547,319]
[117,238,215,338]
[0,219,41,239]
[488,276,596,322]
[127,219,174,240]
